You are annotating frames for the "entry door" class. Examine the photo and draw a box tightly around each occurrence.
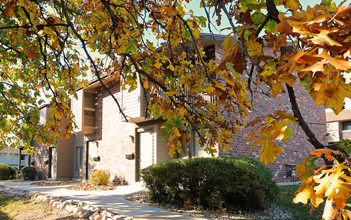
[139,131,154,170]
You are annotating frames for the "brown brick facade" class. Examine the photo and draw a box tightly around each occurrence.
[66,40,327,184]
[32,142,50,180]
[219,85,326,183]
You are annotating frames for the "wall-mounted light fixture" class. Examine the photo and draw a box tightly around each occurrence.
[93,156,100,162]
[286,163,296,178]
[125,153,135,160]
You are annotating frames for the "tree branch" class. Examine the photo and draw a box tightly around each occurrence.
[286,84,324,149]
[60,0,129,122]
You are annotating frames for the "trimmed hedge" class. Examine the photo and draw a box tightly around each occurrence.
[0,163,15,180]
[22,166,37,180]
[141,156,280,210]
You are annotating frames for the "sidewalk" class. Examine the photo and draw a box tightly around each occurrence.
[0,180,205,220]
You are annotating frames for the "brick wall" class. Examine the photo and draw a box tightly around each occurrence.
[87,44,327,184]
[32,142,49,180]
[214,45,327,182]
[91,83,138,183]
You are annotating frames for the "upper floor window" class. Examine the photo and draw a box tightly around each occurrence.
[343,121,351,130]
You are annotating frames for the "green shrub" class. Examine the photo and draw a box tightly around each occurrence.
[22,166,37,180]
[141,156,280,210]
[90,169,109,186]
[0,163,15,180]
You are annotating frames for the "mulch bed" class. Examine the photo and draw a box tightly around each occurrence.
[66,183,116,191]
[124,190,293,219]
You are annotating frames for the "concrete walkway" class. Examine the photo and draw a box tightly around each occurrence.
[0,181,205,219]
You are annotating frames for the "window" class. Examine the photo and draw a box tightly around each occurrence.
[191,131,212,158]
[343,121,351,130]
[76,147,83,170]
[176,130,213,158]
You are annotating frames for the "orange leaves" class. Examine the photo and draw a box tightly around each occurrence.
[246,110,296,164]
[26,45,37,59]
[3,1,16,17]
[302,50,351,72]
[162,6,178,17]
[294,148,351,219]
[329,5,351,24]
[310,148,341,160]
[283,0,301,11]
[260,59,297,97]
[277,4,351,116]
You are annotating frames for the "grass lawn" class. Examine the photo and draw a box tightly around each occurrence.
[0,194,52,219]
[0,192,79,220]
[277,185,324,220]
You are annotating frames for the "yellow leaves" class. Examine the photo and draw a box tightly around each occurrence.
[310,30,342,47]
[260,59,297,97]
[322,199,338,220]
[154,61,162,69]
[215,81,226,91]
[54,130,61,138]
[294,182,324,207]
[257,137,284,165]
[247,35,262,58]
[294,146,351,218]
[169,127,181,142]
[223,74,236,86]
[283,0,301,11]
[247,111,296,164]
[313,163,351,202]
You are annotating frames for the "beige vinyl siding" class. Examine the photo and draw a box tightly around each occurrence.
[155,124,174,163]
[326,122,340,142]
[122,86,146,120]
[39,107,49,125]
[56,135,74,179]
[72,90,83,133]
[326,109,351,122]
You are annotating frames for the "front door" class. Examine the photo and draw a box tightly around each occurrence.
[139,131,154,170]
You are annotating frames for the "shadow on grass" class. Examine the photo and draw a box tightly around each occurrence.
[277,185,323,220]
[0,195,20,220]
[0,211,10,220]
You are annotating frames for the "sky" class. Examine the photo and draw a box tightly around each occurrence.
[183,0,350,36]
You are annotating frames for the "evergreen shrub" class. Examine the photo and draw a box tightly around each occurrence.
[0,163,15,180]
[141,156,280,210]
[22,166,37,180]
